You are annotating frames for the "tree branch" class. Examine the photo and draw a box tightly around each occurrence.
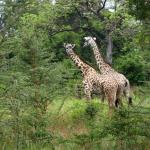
[48,27,81,37]
[97,0,107,14]
[48,25,97,37]
[86,0,97,16]
[85,0,107,19]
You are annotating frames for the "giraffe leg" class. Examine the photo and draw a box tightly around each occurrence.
[101,94,105,102]
[84,89,92,100]
[115,98,119,107]
[108,100,115,118]
[124,88,132,106]
[116,86,124,108]
[115,95,123,108]
[83,82,92,101]
[104,89,116,118]
[100,88,105,102]
[124,80,132,106]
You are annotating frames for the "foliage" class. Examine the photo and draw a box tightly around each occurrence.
[0,0,149,149]
[127,0,150,21]
[84,102,99,119]
[114,50,148,84]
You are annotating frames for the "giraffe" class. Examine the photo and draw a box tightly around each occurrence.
[83,36,132,106]
[64,43,119,110]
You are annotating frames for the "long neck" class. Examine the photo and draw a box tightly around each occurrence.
[67,50,91,75]
[90,42,114,74]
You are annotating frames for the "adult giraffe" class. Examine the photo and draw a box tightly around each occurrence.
[83,36,132,106]
[64,43,119,110]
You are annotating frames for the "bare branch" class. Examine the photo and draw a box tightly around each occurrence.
[97,0,107,14]
[85,0,107,18]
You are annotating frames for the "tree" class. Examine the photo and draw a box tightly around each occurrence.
[0,1,72,148]
[127,0,150,21]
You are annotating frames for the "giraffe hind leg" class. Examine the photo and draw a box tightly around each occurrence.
[115,98,119,107]
[123,89,132,106]
[116,86,124,108]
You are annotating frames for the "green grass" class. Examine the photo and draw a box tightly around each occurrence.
[0,86,150,150]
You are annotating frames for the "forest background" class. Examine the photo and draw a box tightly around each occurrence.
[0,0,149,150]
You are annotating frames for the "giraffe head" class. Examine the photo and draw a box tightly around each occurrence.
[83,36,96,47]
[64,43,76,54]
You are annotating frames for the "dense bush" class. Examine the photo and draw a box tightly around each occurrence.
[114,51,148,84]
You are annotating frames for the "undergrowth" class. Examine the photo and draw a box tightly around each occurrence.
[0,86,150,150]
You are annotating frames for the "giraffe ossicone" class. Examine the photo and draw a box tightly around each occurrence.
[83,37,96,47]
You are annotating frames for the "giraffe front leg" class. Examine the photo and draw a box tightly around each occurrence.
[105,90,116,117]
[108,99,116,118]
[84,88,92,101]
[97,87,105,102]
[105,89,116,108]
[101,93,105,103]
[83,82,92,101]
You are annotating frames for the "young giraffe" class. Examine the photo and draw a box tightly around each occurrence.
[83,36,132,106]
[64,43,119,110]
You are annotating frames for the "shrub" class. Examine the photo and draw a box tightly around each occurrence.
[114,51,148,84]
[84,102,99,119]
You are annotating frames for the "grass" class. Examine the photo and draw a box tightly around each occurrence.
[45,85,150,149]
[0,86,150,150]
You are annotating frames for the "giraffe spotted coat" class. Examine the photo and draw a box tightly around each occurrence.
[64,43,119,108]
[83,36,132,106]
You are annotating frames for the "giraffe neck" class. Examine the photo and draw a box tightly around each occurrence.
[90,42,114,74]
[67,50,90,75]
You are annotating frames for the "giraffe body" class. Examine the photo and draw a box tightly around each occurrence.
[64,43,119,108]
[83,36,132,106]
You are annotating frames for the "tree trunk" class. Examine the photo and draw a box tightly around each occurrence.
[106,33,113,65]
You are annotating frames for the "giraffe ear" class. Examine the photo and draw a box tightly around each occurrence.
[84,37,88,40]
[63,43,66,47]
[72,44,76,48]
[93,37,96,41]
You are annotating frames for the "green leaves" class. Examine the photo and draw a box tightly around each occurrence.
[114,51,148,84]
[127,0,150,21]
[0,0,149,149]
